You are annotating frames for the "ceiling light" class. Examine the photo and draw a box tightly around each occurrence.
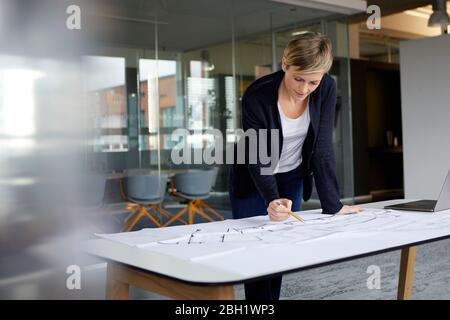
[291,30,310,36]
[428,0,450,28]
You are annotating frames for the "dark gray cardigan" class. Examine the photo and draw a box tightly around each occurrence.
[229,70,343,215]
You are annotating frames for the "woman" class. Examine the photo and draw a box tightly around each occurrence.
[228,32,363,300]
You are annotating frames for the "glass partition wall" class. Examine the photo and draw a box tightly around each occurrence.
[84,0,355,208]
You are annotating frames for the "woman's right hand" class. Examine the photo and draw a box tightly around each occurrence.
[268,198,292,221]
[336,204,364,215]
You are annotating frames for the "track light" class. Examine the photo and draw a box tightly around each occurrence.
[428,0,450,28]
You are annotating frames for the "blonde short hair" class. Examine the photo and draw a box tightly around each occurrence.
[282,32,333,74]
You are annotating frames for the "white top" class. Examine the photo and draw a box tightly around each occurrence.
[84,200,450,284]
[275,99,310,173]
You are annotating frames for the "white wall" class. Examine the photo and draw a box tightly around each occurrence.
[400,35,450,198]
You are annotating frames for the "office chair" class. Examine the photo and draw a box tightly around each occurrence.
[121,173,187,231]
[163,168,224,227]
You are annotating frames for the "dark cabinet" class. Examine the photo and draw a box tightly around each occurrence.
[351,59,404,200]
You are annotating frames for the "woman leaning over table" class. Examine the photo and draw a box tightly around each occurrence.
[228,32,364,300]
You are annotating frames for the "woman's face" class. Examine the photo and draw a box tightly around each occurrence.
[282,64,324,102]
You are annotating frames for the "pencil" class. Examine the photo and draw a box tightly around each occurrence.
[289,211,305,223]
[276,201,305,223]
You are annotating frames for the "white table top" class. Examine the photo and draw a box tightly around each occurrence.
[83,199,450,284]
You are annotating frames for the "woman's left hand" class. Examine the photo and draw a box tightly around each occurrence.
[336,205,365,215]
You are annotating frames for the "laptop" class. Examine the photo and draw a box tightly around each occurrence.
[384,170,450,212]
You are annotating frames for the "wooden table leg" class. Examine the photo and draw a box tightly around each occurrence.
[105,262,235,300]
[106,262,130,300]
[397,246,417,300]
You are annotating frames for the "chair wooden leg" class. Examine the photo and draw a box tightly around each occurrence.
[191,204,215,223]
[163,207,188,227]
[168,177,178,196]
[188,202,195,224]
[147,206,162,225]
[143,208,162,228]
[159,206,188,225]
[161,200,220,226]
[124,202,141,224]
[197,200,224,220]
[123,209,145,232]
[148,205,162,223]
